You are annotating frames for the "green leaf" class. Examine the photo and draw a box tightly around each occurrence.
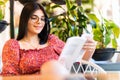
[112,38,117,49]
[70,5,77,10]
[0,10,3,20]
[50,27,59,33]
[87,13,100,22]
[51,4,63,10]
[104,34,111,47]
[65,0,72,10]
[0,1,4,5]
[93,29,103,42]
[112,25,120,38]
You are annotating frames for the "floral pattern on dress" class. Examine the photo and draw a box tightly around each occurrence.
[1,34,65,76]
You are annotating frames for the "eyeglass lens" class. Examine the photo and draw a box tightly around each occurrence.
[31,15,45,23]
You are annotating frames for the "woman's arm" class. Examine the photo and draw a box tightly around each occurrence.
[1,39,21,76]
[81,34,97,61]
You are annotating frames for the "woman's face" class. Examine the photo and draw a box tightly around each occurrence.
[27,9,45,35]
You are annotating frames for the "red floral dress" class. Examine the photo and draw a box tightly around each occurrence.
[1,34,65,76]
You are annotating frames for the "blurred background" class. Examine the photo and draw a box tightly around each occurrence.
[0,0,120,70]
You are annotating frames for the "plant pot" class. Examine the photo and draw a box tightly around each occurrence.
[92,48,116,61]
[0,20,8,33]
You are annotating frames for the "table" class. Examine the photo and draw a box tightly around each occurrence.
[95,71,120,80]
[0,72,120,80]
[0,74,85,80]
[92,59,120,71]
[97,62,120,71]
[0,74,40,80]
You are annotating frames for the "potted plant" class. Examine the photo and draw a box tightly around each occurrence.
[88,13,120,61]
[0,0,8,20]
[45,0,89,42]
[0,0,8,33]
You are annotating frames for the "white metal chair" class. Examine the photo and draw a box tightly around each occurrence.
[70,60,106,74]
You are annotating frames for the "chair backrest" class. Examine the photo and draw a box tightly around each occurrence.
[70,60,106,74]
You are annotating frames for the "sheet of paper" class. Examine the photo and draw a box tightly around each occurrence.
[58,36,87,71]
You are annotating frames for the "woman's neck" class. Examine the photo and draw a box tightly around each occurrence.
[23,33,39,43]
[20,35,40,49]
[19,34,48,50]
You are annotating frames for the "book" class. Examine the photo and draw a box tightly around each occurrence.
[58,36,87,71]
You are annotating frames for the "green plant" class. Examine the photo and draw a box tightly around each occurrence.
[88,13,120,49]
[46,0,89,42]
[0,0,8,20]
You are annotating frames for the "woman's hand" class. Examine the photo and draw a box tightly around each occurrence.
[81,34,97,61]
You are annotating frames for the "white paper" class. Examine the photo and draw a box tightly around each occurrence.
[58,36,87,71]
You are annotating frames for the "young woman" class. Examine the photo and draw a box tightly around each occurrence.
[1,2,96,76]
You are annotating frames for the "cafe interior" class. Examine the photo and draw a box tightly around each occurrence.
[0,0,120,80]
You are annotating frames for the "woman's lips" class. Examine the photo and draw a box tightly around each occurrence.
[35,26,42,30]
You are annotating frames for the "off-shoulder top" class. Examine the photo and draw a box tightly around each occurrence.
[1,34,65,76]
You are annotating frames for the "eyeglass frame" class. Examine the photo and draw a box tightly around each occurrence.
[30,15,46,23]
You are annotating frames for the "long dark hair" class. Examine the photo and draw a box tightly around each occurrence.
[18,0,38,5]
[17,2,50,44]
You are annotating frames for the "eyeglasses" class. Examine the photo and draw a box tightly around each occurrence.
[30,15,45,23]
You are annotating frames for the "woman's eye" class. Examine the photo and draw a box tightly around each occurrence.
[31,15,45,22]
[41,18,45,21]
[31,16,38,20]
